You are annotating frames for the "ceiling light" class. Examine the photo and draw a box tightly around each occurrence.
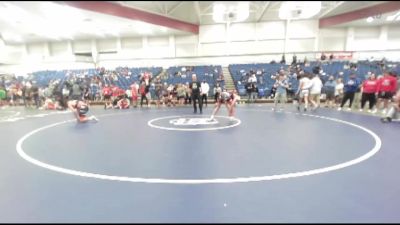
[366,16,374,23]
[279,1,321,20]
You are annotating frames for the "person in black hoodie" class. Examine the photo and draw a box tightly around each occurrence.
[189,74,202,114]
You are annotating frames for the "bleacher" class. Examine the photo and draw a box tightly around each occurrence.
[229,60,388,98]
[163,65,224,96]
[25,60,396,101]
[29,67,162,91]
[112,67,163,90]
[229,63,290,97]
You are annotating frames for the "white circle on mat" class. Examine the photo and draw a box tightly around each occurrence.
[16,110,382,184]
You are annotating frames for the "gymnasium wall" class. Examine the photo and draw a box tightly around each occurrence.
[1,20,400,74]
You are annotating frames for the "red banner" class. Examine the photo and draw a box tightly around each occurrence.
[316,52,353,60]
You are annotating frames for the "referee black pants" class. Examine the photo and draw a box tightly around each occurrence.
[192,94,203,113]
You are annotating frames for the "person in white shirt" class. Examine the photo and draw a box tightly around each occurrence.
[335,78,344,108]
[296,73,313,112]
[248,74,257,83]
[309,74,323,110]
[200,80,210,107]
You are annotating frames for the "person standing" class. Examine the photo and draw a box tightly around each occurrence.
[200,80,210,107]
[296,73,312,112]
[323,76,336,108]
[272,74,289,111]
[335,78,344,108]
[338,73,361,111]
[375,71,398,114]
[189,74,202,114]
[360,73,378,112]
[139,81,149,107]
[309,74,323,111]
[130,81,139,108]
[30,81,40,109]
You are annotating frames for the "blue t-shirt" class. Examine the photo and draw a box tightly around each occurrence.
[324,80,336,94]
[344,78,360,93]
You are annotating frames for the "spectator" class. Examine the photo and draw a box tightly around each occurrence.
[139,81,150,107]
[375,71,398,114]
[177,83,186,106]
[272,74,289,111]
[309,74,323,110]
[22,81,32,107]
[323,76,336,108]
[71,81,82,100]
[296,73,313,112]
[338,73,361,111]
[201,80,210,107]
[360,73,378,113]
[30,81,40,109]
[102,84,113,109]
[184,82,192,105]
[153,79,162,108]
[352,76,363,110]
[335,78,344,107]
[321,53,327,61]
[248,73,257,84]
[292,54,297,66]
[280,54,286,64]
[246,82,255,103]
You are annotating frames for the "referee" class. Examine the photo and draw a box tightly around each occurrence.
[189,74,202,114]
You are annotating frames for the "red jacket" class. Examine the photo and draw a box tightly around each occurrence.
[377,75,397,93]
[362,79,378,93]
[102,87,112,96]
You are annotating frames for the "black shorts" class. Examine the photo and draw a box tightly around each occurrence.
[378,91,393,99]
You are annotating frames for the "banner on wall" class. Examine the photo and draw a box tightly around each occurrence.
[316,52,353,60]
